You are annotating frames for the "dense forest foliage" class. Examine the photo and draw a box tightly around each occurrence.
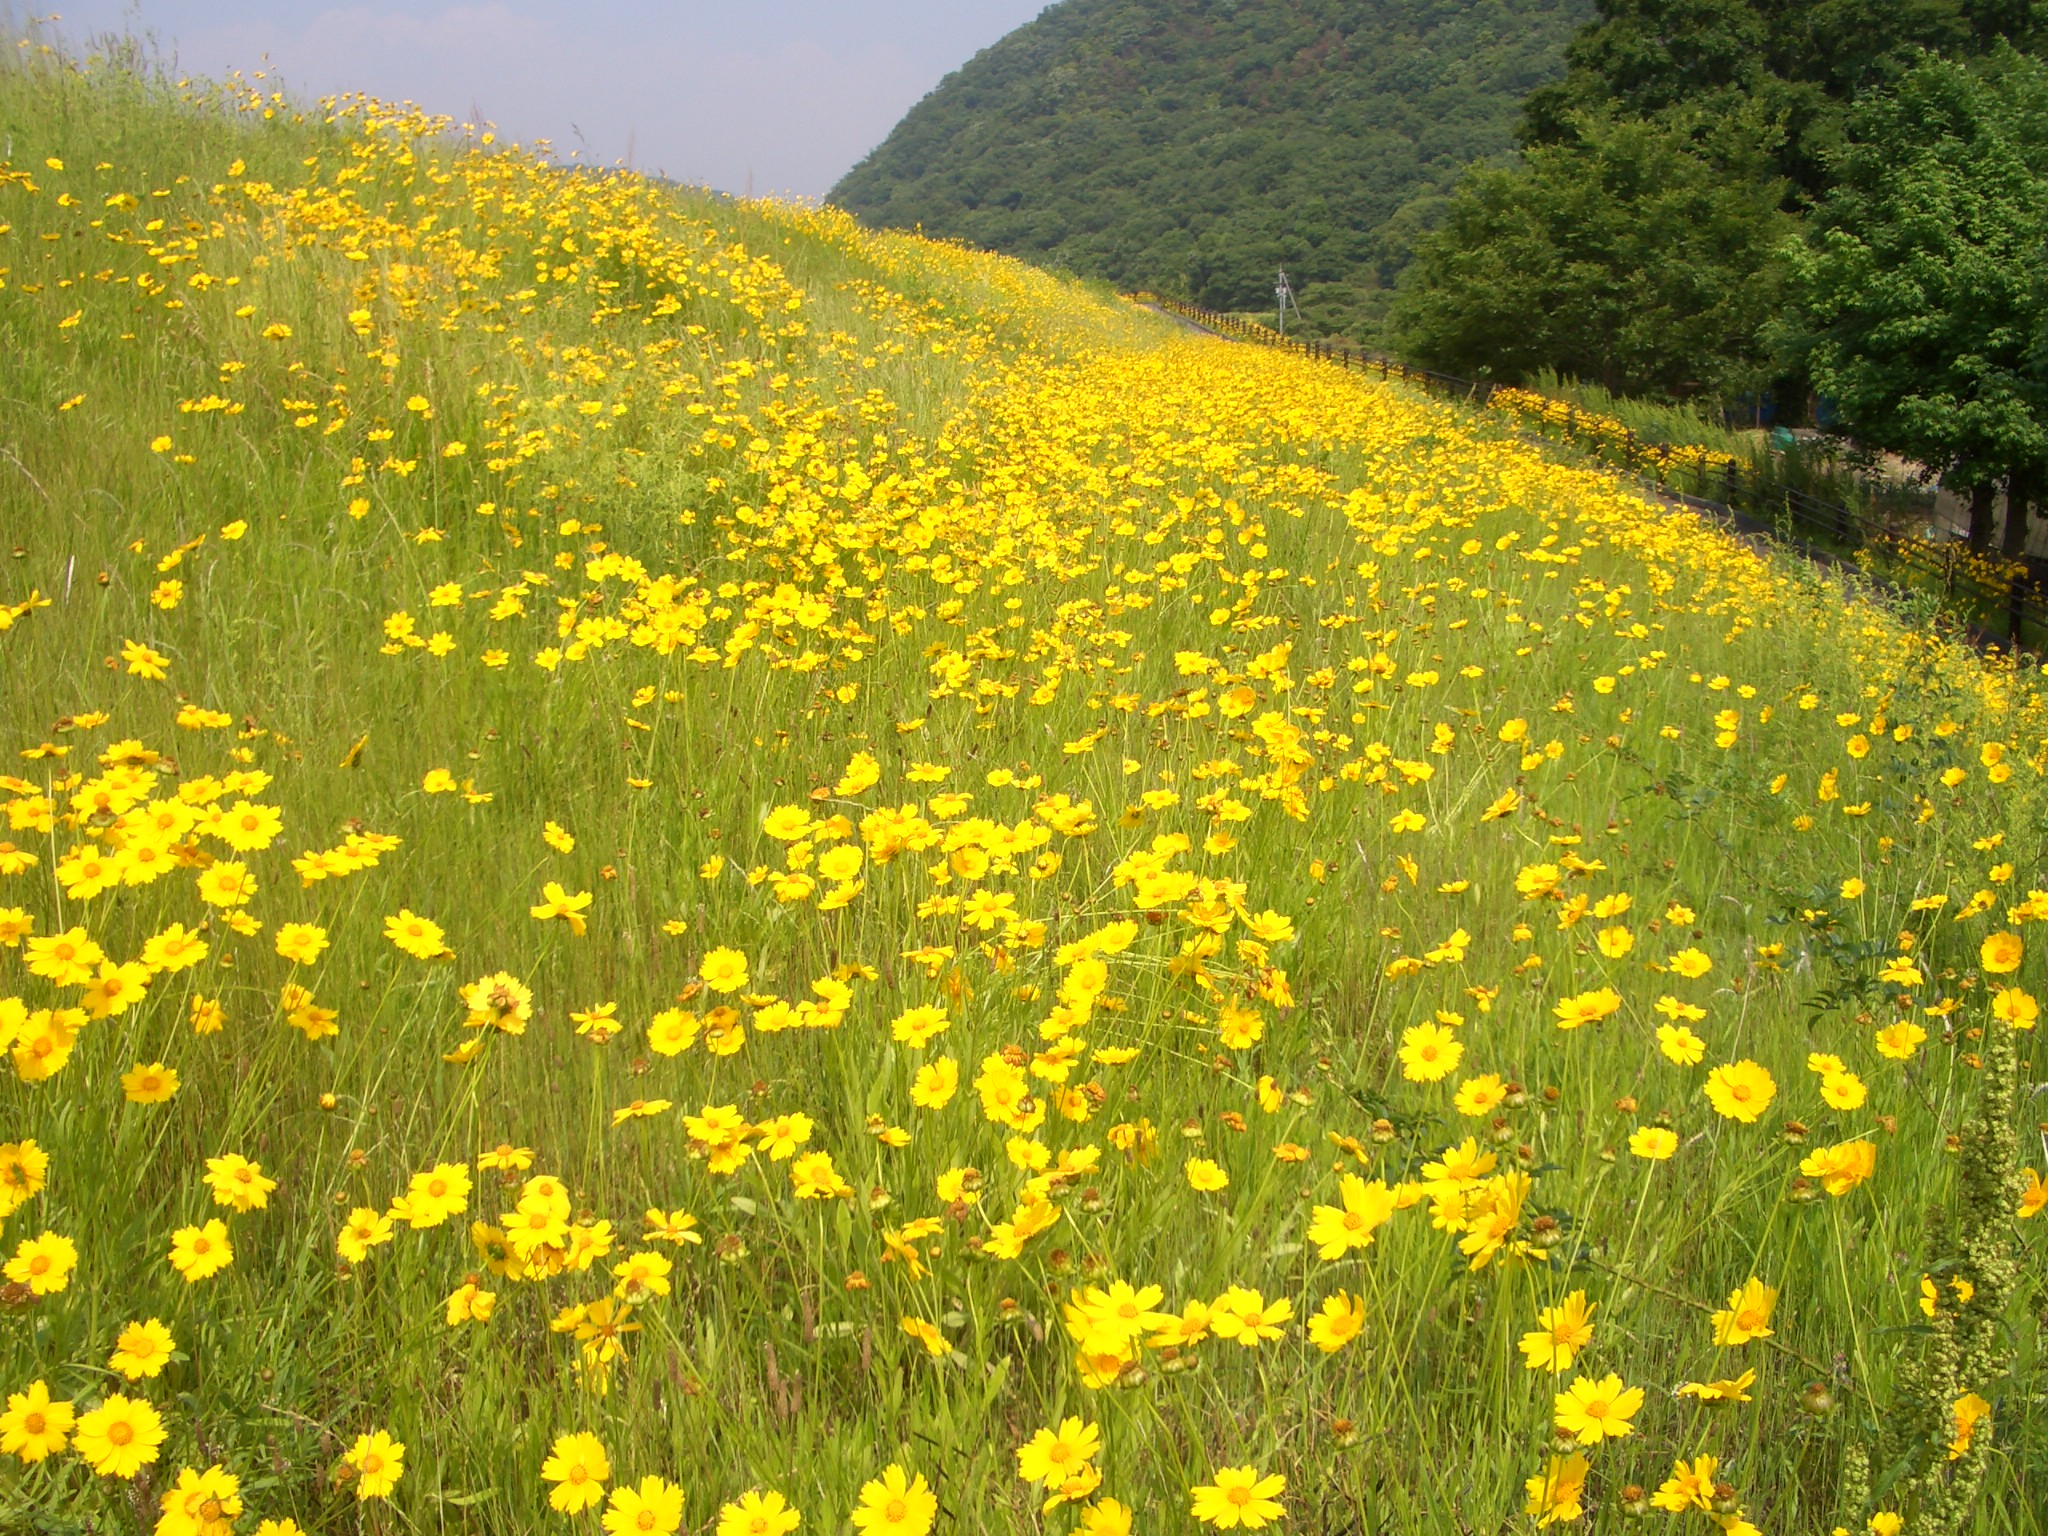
[1394,1,2048,397]
[832,0,1592,334]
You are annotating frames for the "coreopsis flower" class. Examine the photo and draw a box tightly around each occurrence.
[1185,1156,1230,1192]
[1190,1465,1286,1530]
[1524,1454,1590,1526]
[1704,1060,1775,1123]
[168,1220,233,1283]
[1208,1286,1291,1346]
[4,1230,76,1294]
[1016,1416,1101,1497]
[204,1153,276,1212]
[157,1463,242,1535]
[1799,1140,1876,1196]
[122,1060,181,1103]
[384,909,449,959]
[343,1430,405,1500]
[1651,1454,1718,1512]
[74,1393,166,1477]
[542,1431,611,1513]
[1676,1368,1756,1404]
[604,1476,686,1536]
[0,1380,73,1463]
[461,971,533,1033]
[1712,1277,1777,1345]
[715,1489,801,1536]
[851,1463,937,1536]
[529,880,593,935]
[1629,1126,1678,1160]
[338,1207,395,1262]
[1307,1291,1366,1353]
[1553,987,1622,1029]
[1980,931,2023,974]
[698,946,749,993]
[1950,1392,1991,1459]
[1520,1291,1595,1372]
[1554,1372,1644,1443]
[1398,1021,1462,1080]
[1307,1173,1397,1259]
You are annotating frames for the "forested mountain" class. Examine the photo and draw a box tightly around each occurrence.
[832,0,1592,333]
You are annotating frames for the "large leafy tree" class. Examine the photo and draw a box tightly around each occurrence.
[1390,107,1789,397]
[1521,0,2048,195]
[1786,47,2048,553]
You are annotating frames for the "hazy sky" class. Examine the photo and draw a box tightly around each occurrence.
[41,2,1052,196]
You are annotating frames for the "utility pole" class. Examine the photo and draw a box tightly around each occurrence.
[1275,268,1301,336]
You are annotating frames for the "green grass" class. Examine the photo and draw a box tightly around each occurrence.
[0,27,2044,1536]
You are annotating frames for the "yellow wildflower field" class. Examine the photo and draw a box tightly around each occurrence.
[0,34,2042,1536]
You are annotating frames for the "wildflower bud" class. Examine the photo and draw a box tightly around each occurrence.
[1488,1116,1515,1145]
[1786,1177,1821,1204]
[1798,1381,1837,1417]
[1514,1143,1539,1169]
[1369,1118,1396,1144]
[1000,1044,1028,1068]
[1047,1248,1072,1274]
[1180,1117,1205,1141]
[865,1185,891,1213]
[1542,1085,1561,1104]
[714,1233,747,1264]
[1550,1428,1580,1455]
[1619,1485,1650,1517]
[319,1092,338,1110]
[1115,1360,1148,1389]
[1330,1417,1360,1448]
[1529,1215,1563,1249]
[1711,1482,1740,1516]
[1780,1120,1809,1145]
[1613,1095,1638,1114]
[1079,1187,1106,1215]
[0,1282,34,1311]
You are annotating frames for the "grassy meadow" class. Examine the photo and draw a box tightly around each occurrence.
[1,28,2045,1536]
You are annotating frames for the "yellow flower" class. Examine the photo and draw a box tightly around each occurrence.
[1524,1455,1590,1527]
[1306,1173,1398,1259]
[1553,987,1622,1030]
[1704,1059,1776,1123]
[168,1219,234,1283]
[343,1429,405,1500]
[1553,1372,1643,1443]
[851,1463,937,1536]
[1306,1290,1366,1353]
[542,1431,612,1513]
[1711,1277,1777,1345]
[1800,1140,1876,1196]
[1398,1021,1462,1080]
[715,1489,801,1536]
[121,1060,180,1104]
[1184,1156,1230,1192]
[1628,1125,1678,1160]
[74,1393,166,1478]
[1980,931,2023,974]
[1190,1465,1286,1530]
[0,1379,73,1463]
[604,1475,686,1536]
[3,1230,76,1295]
[1519,1291,1595,1372]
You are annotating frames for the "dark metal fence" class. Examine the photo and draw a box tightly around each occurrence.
[1149,296,2048,655]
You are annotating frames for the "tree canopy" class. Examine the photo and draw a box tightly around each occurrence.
[1787,47,2048,550]
[832,0,1592,330]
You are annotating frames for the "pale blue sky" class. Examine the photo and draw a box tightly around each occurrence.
[43,2,1052,196]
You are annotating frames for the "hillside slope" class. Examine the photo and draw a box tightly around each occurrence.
[2,28,2044,1534]
[832,0,1592,333]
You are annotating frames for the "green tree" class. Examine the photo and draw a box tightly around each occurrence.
[1521,0,2048,196]
[1389,107,1789,397]
[1785,47,2048,553]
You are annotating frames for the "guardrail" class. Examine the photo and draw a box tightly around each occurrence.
[1145,295,2047,655]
